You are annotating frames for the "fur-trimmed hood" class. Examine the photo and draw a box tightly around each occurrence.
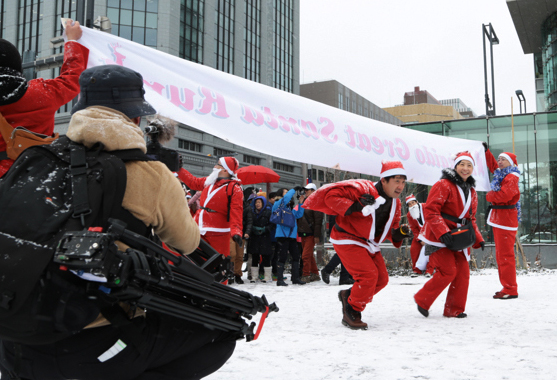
[441,168,476,189]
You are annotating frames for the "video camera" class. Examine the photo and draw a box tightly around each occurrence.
[53,219,278,341]
[145,116,181,172]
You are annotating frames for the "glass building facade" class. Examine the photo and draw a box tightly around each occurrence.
[180,0,204,63]
[404,113,557,244]
[542,11,557,111]
[243,0,260,81]
[17,0,43,79]
[215,0,234,74]
[107,0,158,47]
[273,0,294,92]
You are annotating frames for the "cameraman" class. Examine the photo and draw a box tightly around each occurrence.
[0,65,236,380]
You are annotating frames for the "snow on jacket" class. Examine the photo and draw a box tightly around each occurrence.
[418,169,483,256]
[67,106,200,254]
[0,41,89,177]
[177,168,243,237]
[273,188,304,239]
[485,149,520,230]
[304,179,402,254]
[407,202,426,242]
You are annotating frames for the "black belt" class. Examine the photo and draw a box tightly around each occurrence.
[441,212,466,225]
[334,224,372,244]
[0,151,7,160]
[200,206,217,213]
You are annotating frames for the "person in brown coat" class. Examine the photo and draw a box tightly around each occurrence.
[298,183,325,282]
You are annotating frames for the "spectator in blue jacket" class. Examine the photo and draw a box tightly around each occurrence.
[272,187,306,286]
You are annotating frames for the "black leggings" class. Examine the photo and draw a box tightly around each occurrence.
[276,237,300,265]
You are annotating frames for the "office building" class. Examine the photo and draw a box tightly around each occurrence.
[1,0,303,190]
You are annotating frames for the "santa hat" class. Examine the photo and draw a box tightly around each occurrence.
[453,151,475,168]
[498,152,518,166]
[380,160,406,178]
[219,156,239,176]
[405,194,417,204]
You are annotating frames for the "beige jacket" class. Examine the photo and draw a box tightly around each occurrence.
[67,106,200,254]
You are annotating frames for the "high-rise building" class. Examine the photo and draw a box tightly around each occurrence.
[507,0,557,112]
[1,0,303,190]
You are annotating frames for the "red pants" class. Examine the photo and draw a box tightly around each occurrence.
[334,244,389,312]
[414,248,469,317]
[202,232,231,257]
[229,238,245,276]
[301,236,319,276]
[493,227,518,295]
[410,239,433,274]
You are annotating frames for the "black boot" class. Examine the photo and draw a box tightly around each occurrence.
[276,263,288,286]
[291,261,306,285]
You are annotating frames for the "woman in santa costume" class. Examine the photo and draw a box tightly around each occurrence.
[484,144,521,299]
[178,156,244,258]
[415,152,484,318]
[304,161,410,330]
[406,194,434,276]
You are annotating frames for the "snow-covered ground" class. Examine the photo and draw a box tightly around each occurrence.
[210,269,557,380]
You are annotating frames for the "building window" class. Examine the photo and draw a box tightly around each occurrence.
[243,0,260,81]
[107,0,158,48]
[318,170,324,182]
[178,139,202,152]
[213,147,234,157]
[53,0,77,114]
[243,154,260,165]
[215,0,235,74]
[338,93,343,109]
[272,0,294,92]
[0,1,5,39]
[180,0,204,63]
[17,0,44,76]
[273,161,294,173]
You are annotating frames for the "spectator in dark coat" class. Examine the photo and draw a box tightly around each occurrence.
[248,196,273,282]
[298,183,325,282]
[229,189,254,284]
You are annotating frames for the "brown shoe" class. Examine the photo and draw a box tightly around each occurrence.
[310,273,321,282]
[300,275,312,283]
[338,289,368,330]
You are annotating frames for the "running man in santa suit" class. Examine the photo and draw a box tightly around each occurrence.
[178,156,244,257]
[406,194,434,276]
[483,143,521,299]
[304,161,410,330]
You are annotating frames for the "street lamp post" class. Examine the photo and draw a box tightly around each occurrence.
[483,23,499,116]
[516,89,527,113]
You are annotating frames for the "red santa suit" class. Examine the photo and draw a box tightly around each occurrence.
[415,154,484,317]
[304,179,403,312]
[486,150,520,297]
[177,157,243,257]
[0,41,89,177]
[407,200,433,275]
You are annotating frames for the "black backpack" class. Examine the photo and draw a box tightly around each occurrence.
[0,136,150,345]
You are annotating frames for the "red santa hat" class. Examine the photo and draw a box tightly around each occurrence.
[453,151,475,168]
[219,156,239,176]
[498,152,518,166]
[380,160,406,178]
[405,194,417,204]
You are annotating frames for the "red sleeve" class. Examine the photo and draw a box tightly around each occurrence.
[407,212,420,236]
[471,190,484,248]
[177,168,206,191]
[228,184,244,237]
[485,149,498,174]
[423,181,451,239]
[486,175,520,204]
[36,41,89,107]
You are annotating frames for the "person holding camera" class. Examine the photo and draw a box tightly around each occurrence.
[414,152,484,319]
[303,161,410,330]
[298,183,324,283]
[178,157,244,260]
[0,65,236,380]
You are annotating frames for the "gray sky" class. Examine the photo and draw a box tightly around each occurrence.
[299,0,536,117]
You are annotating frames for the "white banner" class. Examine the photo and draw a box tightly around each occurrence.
[76,27,490,191]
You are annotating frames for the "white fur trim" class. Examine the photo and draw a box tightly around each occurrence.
[454,155,475,167]
[380,168,406,178]
[219,157,235,175]
[498,153,516,166]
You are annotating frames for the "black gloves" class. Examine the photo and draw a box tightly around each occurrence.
[480,241,485,251]
[482,142,488,152]
[439,232,453,247]
[232,234,243,247]
[344,194,376,216]
[391,225,411,242]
